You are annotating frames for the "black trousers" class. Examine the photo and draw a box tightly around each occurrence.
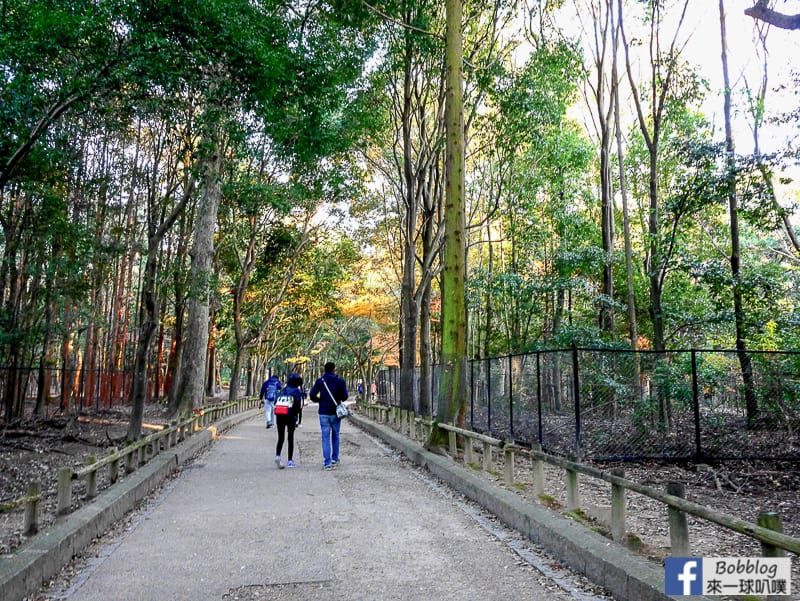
[275,414,296,460]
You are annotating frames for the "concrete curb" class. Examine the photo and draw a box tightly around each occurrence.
[0,408,260,601]
[351,413,711,601]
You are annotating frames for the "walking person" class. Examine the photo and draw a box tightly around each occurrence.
[274,373,304,469]
[293,371,306,428]
[309,362,349,470]
[259,373,282,429]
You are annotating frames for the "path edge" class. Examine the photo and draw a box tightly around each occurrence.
[351,413,710,601]
[0,409,260,601]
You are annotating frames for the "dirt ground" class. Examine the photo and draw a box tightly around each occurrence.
[0,405,172,556]
[1,406,799,596]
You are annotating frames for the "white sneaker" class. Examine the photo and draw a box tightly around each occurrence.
[274,455,284,469]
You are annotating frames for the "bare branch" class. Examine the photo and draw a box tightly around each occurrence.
[745,1,800,30]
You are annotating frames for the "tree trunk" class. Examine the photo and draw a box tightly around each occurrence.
[165,287,186,413]
[720,0,757,425]
[172,122,223,416]
[419,276,432,416]
[434,0,467,439]
[612,0,639,367]
[399,26,419,414]
[127,245,159,441]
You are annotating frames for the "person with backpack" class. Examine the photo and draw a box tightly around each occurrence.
[309,362,349,470]
[273,373,304,469]
[259,374,282,429]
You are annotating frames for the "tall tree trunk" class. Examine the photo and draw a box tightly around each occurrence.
[172,121,223,416]
[419,276,432,416]
[206,316,217,397]
[434,0,467,437]
[619,0,689,356]
[165,291,186,412]
[612,8,641,397]
[399,25,419,414]
[647,148,665,353]
[418,171,439,417]
[590,0,616,335]
[127,245,158,441]
[612,0,638,353]
[35,288,54,416]
[719,0,757,425]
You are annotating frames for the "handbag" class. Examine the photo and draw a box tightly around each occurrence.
[322,379,349,419]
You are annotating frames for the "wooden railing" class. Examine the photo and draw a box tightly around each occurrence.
[359,402,800,558]
[2,397,259,536]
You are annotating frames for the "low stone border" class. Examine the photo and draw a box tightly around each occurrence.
[351,413,712,601]
[0,408,261,601]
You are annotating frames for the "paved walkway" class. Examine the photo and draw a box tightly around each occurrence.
[45,412,577,601]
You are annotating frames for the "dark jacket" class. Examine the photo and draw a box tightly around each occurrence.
[259,375,282,401]
[309,372,349,416]
[276,385,304,419]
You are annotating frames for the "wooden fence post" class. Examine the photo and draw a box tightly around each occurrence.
[464,438,474,465]
[109,447,120,484]
[23,482,40,536]
[757,512,785,557]
[667,481,690,556]
[566,461,579,511]
[86,456,98,499]
[57,467,73,516]
[125,443,136,473]
[531,444,545,498]
[758,512,786,601]
[611,468,626,542]
[504,446,515,486]
[482,441,492,472]
[448,430,457,457]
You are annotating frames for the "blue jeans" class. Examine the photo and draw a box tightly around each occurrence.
[264,401,275,426]
[319,413,341,466]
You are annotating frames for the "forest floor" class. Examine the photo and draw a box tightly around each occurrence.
[0,404,173,556]
[1,406,799,597]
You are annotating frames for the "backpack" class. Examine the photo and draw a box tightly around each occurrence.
[274,393,294,415]
[266,380,279,402]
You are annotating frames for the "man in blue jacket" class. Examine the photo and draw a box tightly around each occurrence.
[259,374,282,429]
[309,362,349,470]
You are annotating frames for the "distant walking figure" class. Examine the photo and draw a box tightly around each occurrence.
[273,374,304,469]
[259,374,282,429]
[309,362,349,470]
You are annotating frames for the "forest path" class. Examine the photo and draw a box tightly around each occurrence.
[43,413,595,601]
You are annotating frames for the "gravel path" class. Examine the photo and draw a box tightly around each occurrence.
[28,416,614,601]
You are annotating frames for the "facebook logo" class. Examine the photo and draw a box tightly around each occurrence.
[665,558,703,595]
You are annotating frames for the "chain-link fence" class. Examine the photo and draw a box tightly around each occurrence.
[374,347,800,461]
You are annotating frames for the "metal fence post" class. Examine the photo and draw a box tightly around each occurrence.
[509,354,514,439]
[536,351,543,445]
[486,357,492,434]
[572,345,581,457]
[691,349,702,460]
[470,358,475,429]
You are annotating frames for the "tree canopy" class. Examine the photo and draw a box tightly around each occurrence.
[1,0,799,435]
